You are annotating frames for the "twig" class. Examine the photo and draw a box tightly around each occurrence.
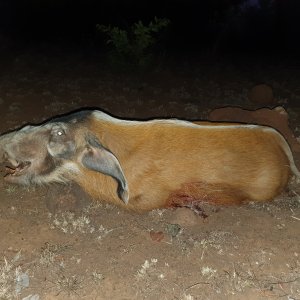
[268,277,300,285]
[201,239,207,260]
[185,282,210,291]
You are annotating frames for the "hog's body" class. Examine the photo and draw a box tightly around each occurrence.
[0,110,298,211]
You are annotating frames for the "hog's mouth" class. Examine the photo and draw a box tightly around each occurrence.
[4,161,31,180]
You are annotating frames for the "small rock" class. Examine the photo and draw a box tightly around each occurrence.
[248,84,275,105]
[149,231,164,242]
[15,273,29,294]
[169,207,201,227]
[165,223,182,237]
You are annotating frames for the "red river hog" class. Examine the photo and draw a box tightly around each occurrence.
[0,109,299,212]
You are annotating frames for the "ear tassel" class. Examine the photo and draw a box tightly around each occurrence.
[118,184,129,204]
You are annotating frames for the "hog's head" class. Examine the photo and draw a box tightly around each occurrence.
[0,110,129,204]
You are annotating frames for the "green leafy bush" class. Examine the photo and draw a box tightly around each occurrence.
[97,17,170,68]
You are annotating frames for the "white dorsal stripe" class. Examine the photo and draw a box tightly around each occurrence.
[92,111,262,130]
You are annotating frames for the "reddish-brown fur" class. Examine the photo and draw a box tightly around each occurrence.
[71,118,294,212]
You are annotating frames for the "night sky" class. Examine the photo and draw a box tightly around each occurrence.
[0,0,299,56]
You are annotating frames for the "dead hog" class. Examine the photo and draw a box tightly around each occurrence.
[0,110,298,212]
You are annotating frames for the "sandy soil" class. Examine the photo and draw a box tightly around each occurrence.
[0,52,299,300]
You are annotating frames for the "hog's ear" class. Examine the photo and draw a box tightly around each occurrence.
[81,136,129,204]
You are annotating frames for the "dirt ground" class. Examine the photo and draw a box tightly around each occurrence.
[0,52,299,300]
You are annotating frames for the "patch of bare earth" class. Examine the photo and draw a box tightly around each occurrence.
[0,55,299,299]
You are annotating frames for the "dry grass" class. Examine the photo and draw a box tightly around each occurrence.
[0,253,23,300]
[4,186,17,194]
[136,258,158,279]
[91,271,104,284]
[54,273,83,297]
[39,242,71,267]
[49,212,95,234]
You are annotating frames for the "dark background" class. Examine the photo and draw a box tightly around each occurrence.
[0,0,300,57]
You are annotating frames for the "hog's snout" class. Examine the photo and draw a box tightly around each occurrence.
[0,131,36,183]
[4,160,32,180]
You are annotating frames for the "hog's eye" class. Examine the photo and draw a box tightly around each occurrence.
[51,127,66,137]
[50,125,66,141]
